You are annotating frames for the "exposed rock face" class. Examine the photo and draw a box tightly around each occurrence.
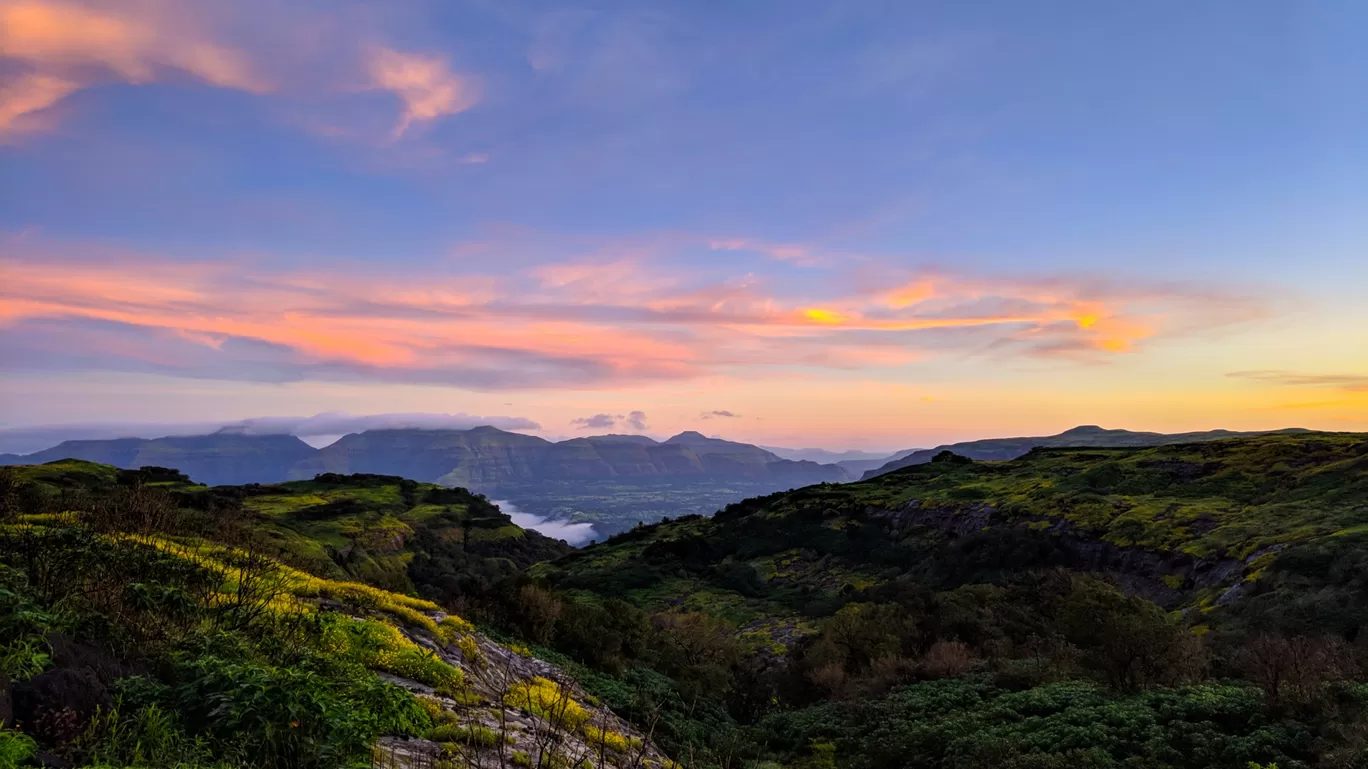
[373,612,672,769]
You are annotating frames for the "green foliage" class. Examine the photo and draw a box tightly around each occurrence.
[0,729,38,769]
[753,676,1350,769]
[0,473,456,769]
[332,615,465,693]
[0,565,65,681]
[503,677,590,730]
[428,723,502,746]
[76,699,217,767]
[169,655,428,769]
[514,434,1368,767]
[8,435,1368,769]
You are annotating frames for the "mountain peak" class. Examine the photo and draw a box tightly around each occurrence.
[1060,425,1107,436]
[668,430,709,442]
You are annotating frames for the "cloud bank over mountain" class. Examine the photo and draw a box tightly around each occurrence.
[0,412,541,454]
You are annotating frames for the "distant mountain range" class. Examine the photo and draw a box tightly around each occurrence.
[2,424,1313,538]
[0,433,318,486]
[0,426,849,489]
[759,445,921,476]
[860,424,1310,479]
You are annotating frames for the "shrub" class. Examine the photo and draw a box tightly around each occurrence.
[457,635,484,667]
[76,701,215,767]
[417,695,458,726]
[920,640,974,679]
[429,723,502,746]
[582,724,641,753]
[504,677,589,731]
[0,729,38,769]
[437,614,475,644]
[171,656,428,769]
[385,603,440,635]
[340,618,465,692]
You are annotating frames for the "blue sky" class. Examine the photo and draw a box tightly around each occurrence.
[1,0,1365,449]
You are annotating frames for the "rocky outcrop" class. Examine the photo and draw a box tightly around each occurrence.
[373,612,673,769]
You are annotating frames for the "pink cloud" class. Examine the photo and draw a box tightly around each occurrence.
[366,45,479,137]
[0,1,483,142]
[0,235,1267,390]
[709,238,838,267]
[0,0,269,136]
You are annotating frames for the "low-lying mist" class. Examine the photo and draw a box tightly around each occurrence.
[491,499,598,546]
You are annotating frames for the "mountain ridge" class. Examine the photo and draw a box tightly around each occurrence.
[0,425,849,491]
[861,425,1311,479]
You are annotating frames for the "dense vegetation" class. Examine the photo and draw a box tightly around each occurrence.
[0,462,666,769]
[500,433,1368,768]
[3,428,849,537]
[4,432,1367,768]
[861,424,1308,478]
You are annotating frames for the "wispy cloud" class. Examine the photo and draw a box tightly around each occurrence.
[709,238,842,267]
[366,46,479,137]
[0,0,269,136]
[0,1,483,143]
[0,411,541,454]
[700,410,739,419]
[1228,370,1368,392]
[571,413,619,429]
[569,411,647,430]
[0,232,1268,390]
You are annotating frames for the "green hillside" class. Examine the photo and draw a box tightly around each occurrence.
[0,461,671,769]
[6,460,570,606]
[6,435,1368,769]
[862,424,1311,478]
[540,433,1368,619]
[506,433,1368,769]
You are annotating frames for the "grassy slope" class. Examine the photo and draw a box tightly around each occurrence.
[862,425,1312,478]
[538,433,1368,627]
[0,463,670,768]
[6,461,570,600]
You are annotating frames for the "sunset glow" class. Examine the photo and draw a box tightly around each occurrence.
[1,0,1365,448]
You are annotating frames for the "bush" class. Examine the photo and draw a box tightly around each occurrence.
[76,701,216,767]
[170,656,428,769]
[582,724,641,753]
[0,729,38,769]
[428,723,502,746]
[503,677,589,731]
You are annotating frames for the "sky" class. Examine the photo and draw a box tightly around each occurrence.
[1,0,1366,452]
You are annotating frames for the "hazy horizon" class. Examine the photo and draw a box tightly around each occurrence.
[0,412,1315,458]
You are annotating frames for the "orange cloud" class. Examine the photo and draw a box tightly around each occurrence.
[366,46,478,137]
[1229,370,1368,393]
[882,280,937,309]
[0,236,1263,389]
[0,72,78,133]
[802,308,849,325]
[709,238,834,267]
[0,0,268,135]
